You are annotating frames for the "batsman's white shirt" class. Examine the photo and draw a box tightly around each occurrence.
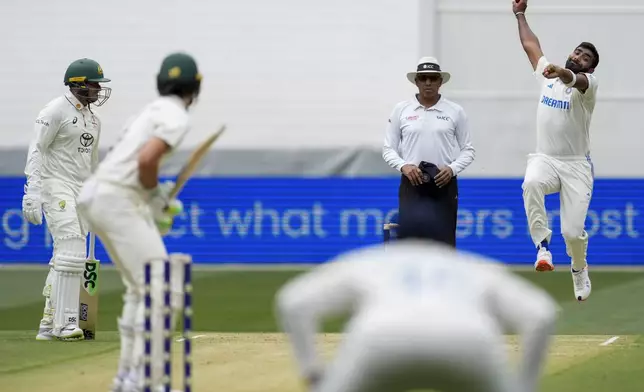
[77,96,191,390]
[24,91,101,192]
[93,95,190,195]
[534,56,598,158]
[276,241,558,392]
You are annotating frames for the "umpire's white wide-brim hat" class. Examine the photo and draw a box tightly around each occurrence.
[406,56,451,85]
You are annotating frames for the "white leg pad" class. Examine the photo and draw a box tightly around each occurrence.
[40,268,57,327]
[124,300,145,391]
[52,236,86,333]
[40,297,55,328]
[42,267,57,297]
[117,289,139,378]
[53,271,82,332]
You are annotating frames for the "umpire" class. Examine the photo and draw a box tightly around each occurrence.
[382,56,475,247]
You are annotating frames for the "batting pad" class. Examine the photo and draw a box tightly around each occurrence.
[53,271,82,331]
[42,267,57,297]
[53,236,87,273]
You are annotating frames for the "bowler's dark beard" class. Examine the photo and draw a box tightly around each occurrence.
[565,59,589,74]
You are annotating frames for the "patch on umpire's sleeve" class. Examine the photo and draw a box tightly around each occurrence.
[388,119,391,123]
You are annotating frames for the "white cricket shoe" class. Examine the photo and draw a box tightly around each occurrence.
[534,247,554,272]
[35,327,56,341]
[110,376,125,392]
[572,267,591,301]
[119,375,137,392]
[56,325,85,341]
[123,385,182,392]
[119,375,183,392]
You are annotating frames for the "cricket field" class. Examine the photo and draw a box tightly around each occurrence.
[1,266,643,392]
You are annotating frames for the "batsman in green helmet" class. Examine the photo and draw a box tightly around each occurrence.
[23,58,111,342]
[77,52,203,392]
[64,58,112,106]
[156,52,202,106]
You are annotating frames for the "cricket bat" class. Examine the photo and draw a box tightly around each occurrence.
[79,232,100,340]
[168,124,226,200]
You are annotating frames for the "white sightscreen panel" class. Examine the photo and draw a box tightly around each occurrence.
[0,0,419,149]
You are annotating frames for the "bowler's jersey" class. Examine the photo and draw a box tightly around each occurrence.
[24,92,101,192]
[534,56,598,158]
[276,241,558,380]
[94,96,190,194]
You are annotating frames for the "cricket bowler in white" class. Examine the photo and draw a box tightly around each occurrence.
[276,199,558,392]
[77,52,201,392]
[514,0,598,301]
[23,58,111,341]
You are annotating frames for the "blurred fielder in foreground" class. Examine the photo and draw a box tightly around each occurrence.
[23,58,111,341]
[77,52,201,392]
[276,199,559,392]
[514,0,598,301]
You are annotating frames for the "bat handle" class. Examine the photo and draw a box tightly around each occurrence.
[88,232,96,260]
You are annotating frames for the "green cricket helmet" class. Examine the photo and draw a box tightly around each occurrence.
[64,58,112,107]
[156,52,202,102]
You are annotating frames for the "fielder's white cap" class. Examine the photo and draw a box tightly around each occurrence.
[406,56,451,85]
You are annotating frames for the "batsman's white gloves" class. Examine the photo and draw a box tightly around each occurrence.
[22,184,43,225]
[149,181,183,236]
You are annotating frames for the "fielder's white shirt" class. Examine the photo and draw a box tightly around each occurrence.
[534,56,598,158]
[276,241,558,389]
[24,91,101,192]
[382,95,475,175]
[93,96,190,194]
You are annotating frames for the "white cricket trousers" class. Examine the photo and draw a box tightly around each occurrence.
[316,306,515,392]
[77,178,171,390]
[522,154,593,268]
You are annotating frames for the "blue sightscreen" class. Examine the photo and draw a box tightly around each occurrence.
[1,177,642,265]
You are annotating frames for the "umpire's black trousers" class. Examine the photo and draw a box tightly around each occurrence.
[398,174,459,247]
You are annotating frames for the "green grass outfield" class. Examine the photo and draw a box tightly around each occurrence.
[1,266,643,391]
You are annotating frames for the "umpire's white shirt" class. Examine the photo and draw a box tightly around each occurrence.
[382,95,475,175]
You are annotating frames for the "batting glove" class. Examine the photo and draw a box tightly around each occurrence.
[156,199,184,236]
[149,181,183,236]
[22,184,43,225]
